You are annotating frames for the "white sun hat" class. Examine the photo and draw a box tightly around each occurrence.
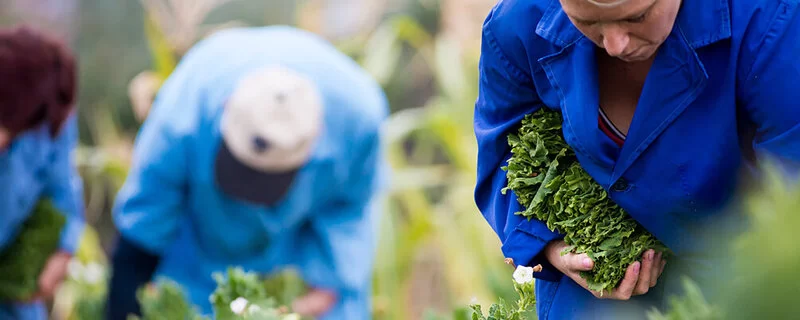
[214,64,324,206]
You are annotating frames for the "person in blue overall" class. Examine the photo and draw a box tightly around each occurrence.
[473,0,800,319]
[0,26,85,319]
[105,26,389,320]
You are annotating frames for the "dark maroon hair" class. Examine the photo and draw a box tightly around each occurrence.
[0,25,77,139]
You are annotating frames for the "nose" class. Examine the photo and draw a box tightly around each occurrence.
[252,135,270,154]
[601,26,630,57]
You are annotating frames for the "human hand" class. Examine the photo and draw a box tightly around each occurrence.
[545,240,666,300]
[291,288,338,317]
[27,250,72,302]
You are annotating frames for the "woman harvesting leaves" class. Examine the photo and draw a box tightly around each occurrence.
[473,0,800,319]
[0,25,85,319]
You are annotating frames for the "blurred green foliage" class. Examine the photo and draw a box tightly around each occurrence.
[0,198,66,301]
[644,161,800,320]
[74,0,298,142]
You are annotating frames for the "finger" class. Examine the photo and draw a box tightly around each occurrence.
[634,252,653,295]
[613,261,640,300]
[659,259,667,276]
[566,253,595,272]
[649,252,663,287]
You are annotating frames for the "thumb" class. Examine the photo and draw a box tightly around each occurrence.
[566,253,595,272]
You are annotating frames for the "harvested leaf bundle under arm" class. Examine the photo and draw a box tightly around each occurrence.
[0,198,66,301]
[502,108,670,293]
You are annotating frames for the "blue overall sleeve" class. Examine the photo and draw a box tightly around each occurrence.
[295,120,387,320]
[738,0,800,172]
[473,19,564,281]
[108,85,191,319]
[112,97,190,257]
[44,114,85,254]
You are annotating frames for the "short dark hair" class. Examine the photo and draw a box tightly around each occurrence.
[0,25,77,139]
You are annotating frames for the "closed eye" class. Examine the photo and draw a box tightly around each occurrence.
[573,19,597,26]
[626,12,648,23]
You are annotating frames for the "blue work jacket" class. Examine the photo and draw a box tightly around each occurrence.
[0,115,85,320]
[112,26,389,320]
[474,0,800,319]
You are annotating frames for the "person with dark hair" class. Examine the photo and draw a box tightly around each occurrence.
[0,25,84,319]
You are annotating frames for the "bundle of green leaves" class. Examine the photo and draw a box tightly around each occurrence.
[129,278,209,320]
[128,267,306,320]
[210,267,309,320]
[210,267,272,318]
[0,198,66,300]
[502,108,669,293]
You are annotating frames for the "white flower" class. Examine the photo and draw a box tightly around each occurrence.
[469,296,479,305]
[230,297,249,315]
[84,262,105,284]
[513,265,535,284]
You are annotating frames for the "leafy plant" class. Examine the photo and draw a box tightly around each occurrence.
[261,268,309,309]
[469,265,538,320]
[210,267,273,318]
[502,108,670,293]
[210,267,308,320]
[69,294,108,320]
[129,278,209,320]
[123,268,306,320]
[644,163,800,320]
[0,198,67,300]
[708,163,800,320]
[646,277,723,320]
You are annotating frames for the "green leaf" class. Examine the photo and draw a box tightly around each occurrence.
[599,235,623,251]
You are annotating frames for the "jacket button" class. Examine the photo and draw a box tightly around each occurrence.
[611,179,629,192]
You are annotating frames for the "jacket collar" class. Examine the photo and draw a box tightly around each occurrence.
[535,0,732,49]
[533,0,725,184]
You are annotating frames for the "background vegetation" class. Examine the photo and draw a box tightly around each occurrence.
[4,0,517,319]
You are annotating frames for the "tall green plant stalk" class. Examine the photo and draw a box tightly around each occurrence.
[361,14,518,319]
